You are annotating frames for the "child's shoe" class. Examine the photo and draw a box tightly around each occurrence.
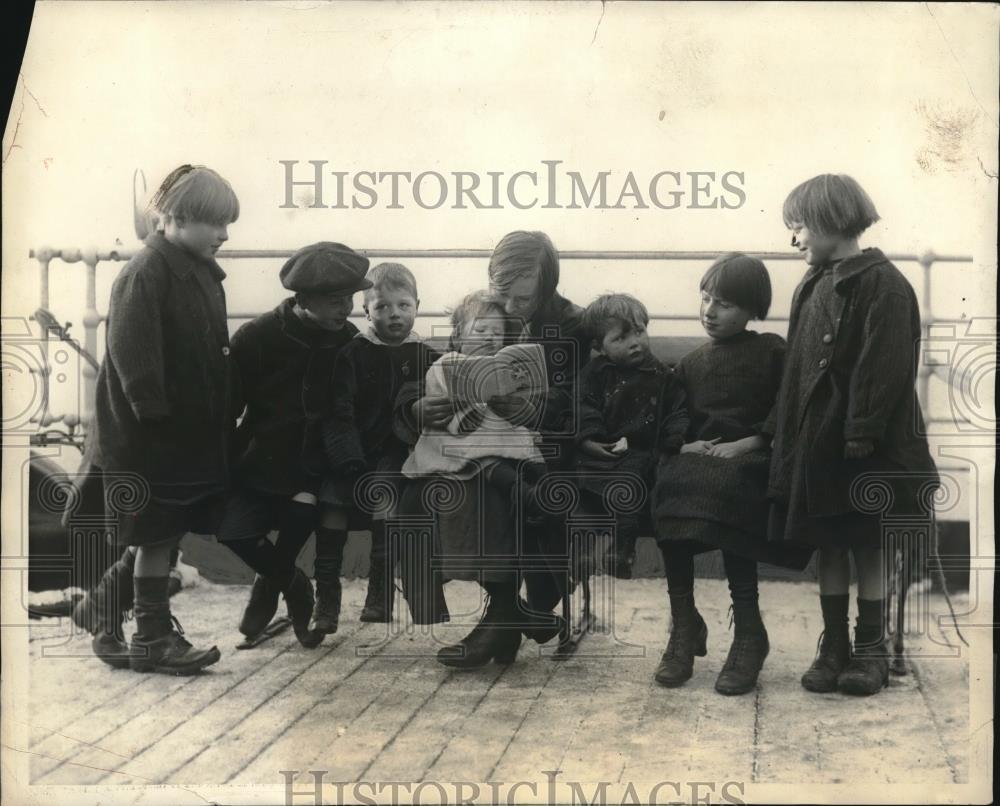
[72,548,135,670]
[801,629,851,692]
[131,628,221,675]
[284,569,323,647]
[239,574,280,639]
[360,523,395,622]
[309,578,342,635]
[130,577,220,675]
[715,627,769,696]
[360,565,393,622]
[837,641,890,696]
[654,609,708,687]
[516,597,565,644]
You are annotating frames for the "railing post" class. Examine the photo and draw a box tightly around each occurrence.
[32,247,54,425]
[918,250,935,410]
[80,247,101,427]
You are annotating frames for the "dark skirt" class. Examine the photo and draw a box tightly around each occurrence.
[573,449,655,502]
[652,449,813,569]
[395,473,519,583]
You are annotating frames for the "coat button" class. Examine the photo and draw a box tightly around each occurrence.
[819,358,828,368]
[222,346,230,356]
[822,333,833,344]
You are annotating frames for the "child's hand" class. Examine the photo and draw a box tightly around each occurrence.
[580,439,619,460]
[707,435,766,459]
[412,396,453,430]
[707,441,746,459]
[844,438,875,459]
[680,438,721,455]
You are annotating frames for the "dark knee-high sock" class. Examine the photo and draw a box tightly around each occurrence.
[274,501,317,574]
[314,527,348,585]
[723,550,764,633]
[227,537,293,590]
[855,597,886,647]
[659,542,696,619]
[483,578,518,622]
[820,593,850,637]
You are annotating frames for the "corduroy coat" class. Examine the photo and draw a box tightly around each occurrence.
[765,248,938,534]
[86,232,236,501]
[230,298,358,496]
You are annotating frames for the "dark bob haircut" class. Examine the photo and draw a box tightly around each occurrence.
[700,253,772,320]
[782,173,880,238]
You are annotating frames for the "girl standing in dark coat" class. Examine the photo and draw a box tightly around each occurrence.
[768,174,938,697]
[74,165,239,675]
[653,254,807,695]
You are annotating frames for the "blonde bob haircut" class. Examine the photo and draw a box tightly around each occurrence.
[782,174,880,238]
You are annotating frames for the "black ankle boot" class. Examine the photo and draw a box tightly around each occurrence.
[837,639,889,696]
[310,532,347,634]
[73,548,135,669]
[801,629,851,693]
[360,525,394,623]
[130,577,220,675]
[285,568,323,648]
[516,598,565,644]
[715,626,770,696]
[239,574,280,638]
[437,593,522,669]
[310,579,342,634]
[654,607,708,687]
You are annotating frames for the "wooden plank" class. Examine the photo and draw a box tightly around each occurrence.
[32,582,317,785]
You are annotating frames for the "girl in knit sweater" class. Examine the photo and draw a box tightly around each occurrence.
[652,254,810,695]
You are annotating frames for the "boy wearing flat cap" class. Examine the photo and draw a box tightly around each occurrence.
[217,242,371,647]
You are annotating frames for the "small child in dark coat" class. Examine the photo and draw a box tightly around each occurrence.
[575,294,688,579]
[317,263,440,627]
[217,242,372,647]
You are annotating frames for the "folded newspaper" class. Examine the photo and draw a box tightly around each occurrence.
[438,343,548,434]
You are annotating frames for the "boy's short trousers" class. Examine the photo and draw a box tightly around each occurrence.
[216,489,319,544]
[110,493,225,548]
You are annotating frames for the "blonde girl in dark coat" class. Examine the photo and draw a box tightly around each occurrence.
[73,165,239,675]
[767,174,938,697]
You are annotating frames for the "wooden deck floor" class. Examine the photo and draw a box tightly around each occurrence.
[25,577,971,796]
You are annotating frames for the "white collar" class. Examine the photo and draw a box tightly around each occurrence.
[357,326,422,346]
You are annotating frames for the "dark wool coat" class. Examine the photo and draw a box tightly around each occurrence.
[765,248,938,542]
[230,298,358,496]
[526,291,592,442]
[652,330,812,568]
[323,333,440,478]
[86,232,235,501]
[574,354,688,506]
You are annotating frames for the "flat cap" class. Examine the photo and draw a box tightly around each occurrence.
[280,242,372,294]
